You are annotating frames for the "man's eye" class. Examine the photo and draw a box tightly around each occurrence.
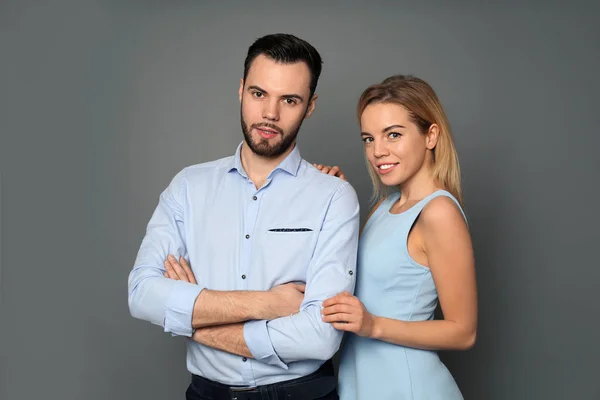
[253,92,264,98]
[285,98,296,105]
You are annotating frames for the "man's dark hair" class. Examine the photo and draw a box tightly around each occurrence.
[243,33,323,98]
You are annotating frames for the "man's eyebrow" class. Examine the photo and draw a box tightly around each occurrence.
[247,85,267,93]
[247,85,304,102]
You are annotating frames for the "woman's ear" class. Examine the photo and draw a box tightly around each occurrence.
[426,124,439,150]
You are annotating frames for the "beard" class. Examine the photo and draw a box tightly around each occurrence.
[240,106,305,158]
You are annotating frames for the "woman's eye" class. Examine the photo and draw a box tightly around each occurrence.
[362,137,373,143]
[389,132,401,139]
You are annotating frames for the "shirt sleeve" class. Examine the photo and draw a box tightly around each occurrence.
[243,181,360,368]
[127,168,204,337]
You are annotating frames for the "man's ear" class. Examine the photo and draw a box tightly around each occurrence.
[304,94,318,119]
[238,78,244,103]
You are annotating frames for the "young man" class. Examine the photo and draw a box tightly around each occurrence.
[128,33,360,399]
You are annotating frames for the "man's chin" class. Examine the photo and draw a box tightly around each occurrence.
[246,136,279,153]
[252,145,281,158]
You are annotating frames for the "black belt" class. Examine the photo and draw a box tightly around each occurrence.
[187,360,337,400]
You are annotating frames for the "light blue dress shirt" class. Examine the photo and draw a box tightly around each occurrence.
[128,142,360,386]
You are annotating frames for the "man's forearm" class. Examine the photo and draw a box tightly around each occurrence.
[192,323,252,358]
[192,289,274,329]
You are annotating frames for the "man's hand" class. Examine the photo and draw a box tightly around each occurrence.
[267,282,306,319]
[164,255,197,284]
[313,163,347,181]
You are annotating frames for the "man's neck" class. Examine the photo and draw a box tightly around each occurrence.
[240,142,295,189]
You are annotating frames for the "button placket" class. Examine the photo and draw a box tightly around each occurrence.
[239,187,261,385]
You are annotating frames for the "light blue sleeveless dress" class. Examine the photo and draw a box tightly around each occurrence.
[337,190,466,400]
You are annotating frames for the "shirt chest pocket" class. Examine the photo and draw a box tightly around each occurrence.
[258,224,317,281]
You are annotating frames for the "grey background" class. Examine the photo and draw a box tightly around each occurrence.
[1,1,599,399]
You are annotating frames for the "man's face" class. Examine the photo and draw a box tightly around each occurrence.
[239,54,317,158]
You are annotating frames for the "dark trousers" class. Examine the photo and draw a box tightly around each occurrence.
[185,360,339,400]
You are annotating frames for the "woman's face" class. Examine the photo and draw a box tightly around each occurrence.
[360,102,436,187]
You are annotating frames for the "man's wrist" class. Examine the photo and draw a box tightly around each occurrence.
[251,291,277,320]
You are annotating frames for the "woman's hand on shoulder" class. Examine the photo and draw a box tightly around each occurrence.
[313,163,347,181]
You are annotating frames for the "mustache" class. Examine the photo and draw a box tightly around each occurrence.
[251,123,283,135]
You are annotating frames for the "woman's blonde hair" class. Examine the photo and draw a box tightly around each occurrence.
[357,75,463,206]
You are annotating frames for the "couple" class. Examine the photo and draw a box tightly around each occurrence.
[128,33,477,400]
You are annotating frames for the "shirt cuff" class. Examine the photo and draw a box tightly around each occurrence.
[243,320,288,370]
[164,281,203,337]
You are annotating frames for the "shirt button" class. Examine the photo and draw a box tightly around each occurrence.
[245,234,250,239]
[252,196,257,201]
[242,357,247,362]
[241,274,246,279]
[349,270,354,276]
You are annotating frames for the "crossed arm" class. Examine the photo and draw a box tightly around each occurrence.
[163,255,304,358]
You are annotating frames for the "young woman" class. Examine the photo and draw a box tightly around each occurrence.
[319,75,477,399]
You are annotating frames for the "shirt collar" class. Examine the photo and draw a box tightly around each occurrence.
[227,141,302,178]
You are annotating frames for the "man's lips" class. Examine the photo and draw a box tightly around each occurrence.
[254,126,281,139]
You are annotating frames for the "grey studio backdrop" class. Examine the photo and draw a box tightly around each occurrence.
[1,1,599,399]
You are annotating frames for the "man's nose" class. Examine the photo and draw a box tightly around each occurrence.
[263,99,280,121]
